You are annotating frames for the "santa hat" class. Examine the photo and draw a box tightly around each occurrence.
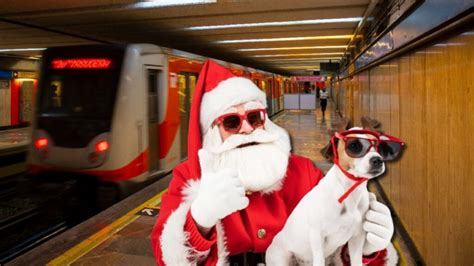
[188,60,267,177]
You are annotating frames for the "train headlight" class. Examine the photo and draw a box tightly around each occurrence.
[95,140,109,153]
[88,133,110,166]
[35,137,49,149]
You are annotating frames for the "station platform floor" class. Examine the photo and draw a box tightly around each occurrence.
[7,103,416,265]
[0,127,30,178]
[0,126,30,154]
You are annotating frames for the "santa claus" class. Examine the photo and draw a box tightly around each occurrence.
[151,60,396,265]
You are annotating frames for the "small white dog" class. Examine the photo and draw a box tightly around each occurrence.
[266,120,404,266]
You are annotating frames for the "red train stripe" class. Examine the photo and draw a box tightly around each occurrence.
[30,149,149,182]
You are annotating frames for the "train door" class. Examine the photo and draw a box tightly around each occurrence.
[178,72,197,159]
[147,68,160,171]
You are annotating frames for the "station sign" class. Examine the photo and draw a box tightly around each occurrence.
[15,71,38,79]
[0,70,13,79]
[293,76,324,82]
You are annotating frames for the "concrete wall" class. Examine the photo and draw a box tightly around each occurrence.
[0,57,39,127]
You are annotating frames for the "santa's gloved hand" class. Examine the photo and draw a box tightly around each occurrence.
[362,193,394,255]
[190,149,249,229]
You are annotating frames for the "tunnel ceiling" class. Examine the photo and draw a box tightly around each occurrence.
[0,0,371,75]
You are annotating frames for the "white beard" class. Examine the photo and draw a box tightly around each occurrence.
[202,120,291,193]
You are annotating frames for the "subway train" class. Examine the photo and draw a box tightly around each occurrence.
[28,44,293,190]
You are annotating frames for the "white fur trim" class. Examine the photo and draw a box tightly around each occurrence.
[183,179,201,203]
[216,221,229,265]
[160,179,231,265]
[160,197,195,265]
[160,180,206,265]
[200,77,267,134]
[385,243,398,266]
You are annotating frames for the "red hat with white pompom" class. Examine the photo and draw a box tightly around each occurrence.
[187,60,267,177]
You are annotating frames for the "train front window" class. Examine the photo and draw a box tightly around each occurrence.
[39,71,119,119]
[36,45,125,148]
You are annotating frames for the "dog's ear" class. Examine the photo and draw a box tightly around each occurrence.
[361,116,383,133]
[321,117,350,161]
[320,141,335,161]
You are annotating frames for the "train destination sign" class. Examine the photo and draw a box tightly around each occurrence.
[51,58,112,69]
[293,76,325,82]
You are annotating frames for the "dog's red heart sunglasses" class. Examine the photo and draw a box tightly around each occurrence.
[333,129,405,161]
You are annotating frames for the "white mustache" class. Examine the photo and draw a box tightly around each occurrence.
[212,128,280,154]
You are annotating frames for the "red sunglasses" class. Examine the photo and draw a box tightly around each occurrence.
[213,109,267,133]
[333,129,405,161]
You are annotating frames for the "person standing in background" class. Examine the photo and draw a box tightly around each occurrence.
[320,87,328,117]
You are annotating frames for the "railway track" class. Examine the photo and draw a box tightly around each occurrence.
[0,174,107,264]
[0,170,169,264]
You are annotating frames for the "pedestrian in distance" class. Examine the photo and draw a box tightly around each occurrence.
[320,88,328,117]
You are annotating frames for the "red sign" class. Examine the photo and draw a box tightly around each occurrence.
[52,59,112,69]
[293,76,324,81]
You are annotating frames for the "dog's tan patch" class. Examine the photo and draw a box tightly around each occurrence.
[337,138,354,170]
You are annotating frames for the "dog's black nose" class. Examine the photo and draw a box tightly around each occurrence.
[370,157,383,168]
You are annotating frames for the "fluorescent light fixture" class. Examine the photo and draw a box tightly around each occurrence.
[253,52,343,58]
[415,51,443,54]
[378,64,398,67]
[184,17,362,31]
[280,66,321,69]
[263,57,341,62]
[215,35,353,44]
[128,0,216,9]
[237,45,347,52]
[433,42,465,47]
[0,48,46,52]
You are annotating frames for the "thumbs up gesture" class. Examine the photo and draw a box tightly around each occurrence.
[190,149,249,229]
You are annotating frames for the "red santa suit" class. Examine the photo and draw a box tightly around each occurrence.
[153,153,323,265]
[151,60,394,265]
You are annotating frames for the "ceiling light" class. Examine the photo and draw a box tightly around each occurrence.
[128,0,216,9]
[0,48,46,52]
[215,35,353,44]
[237,45,347,52]
[253,53,343,58]
[263,57,341,62]
[184,17,362,30]
[280,66,321,69]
